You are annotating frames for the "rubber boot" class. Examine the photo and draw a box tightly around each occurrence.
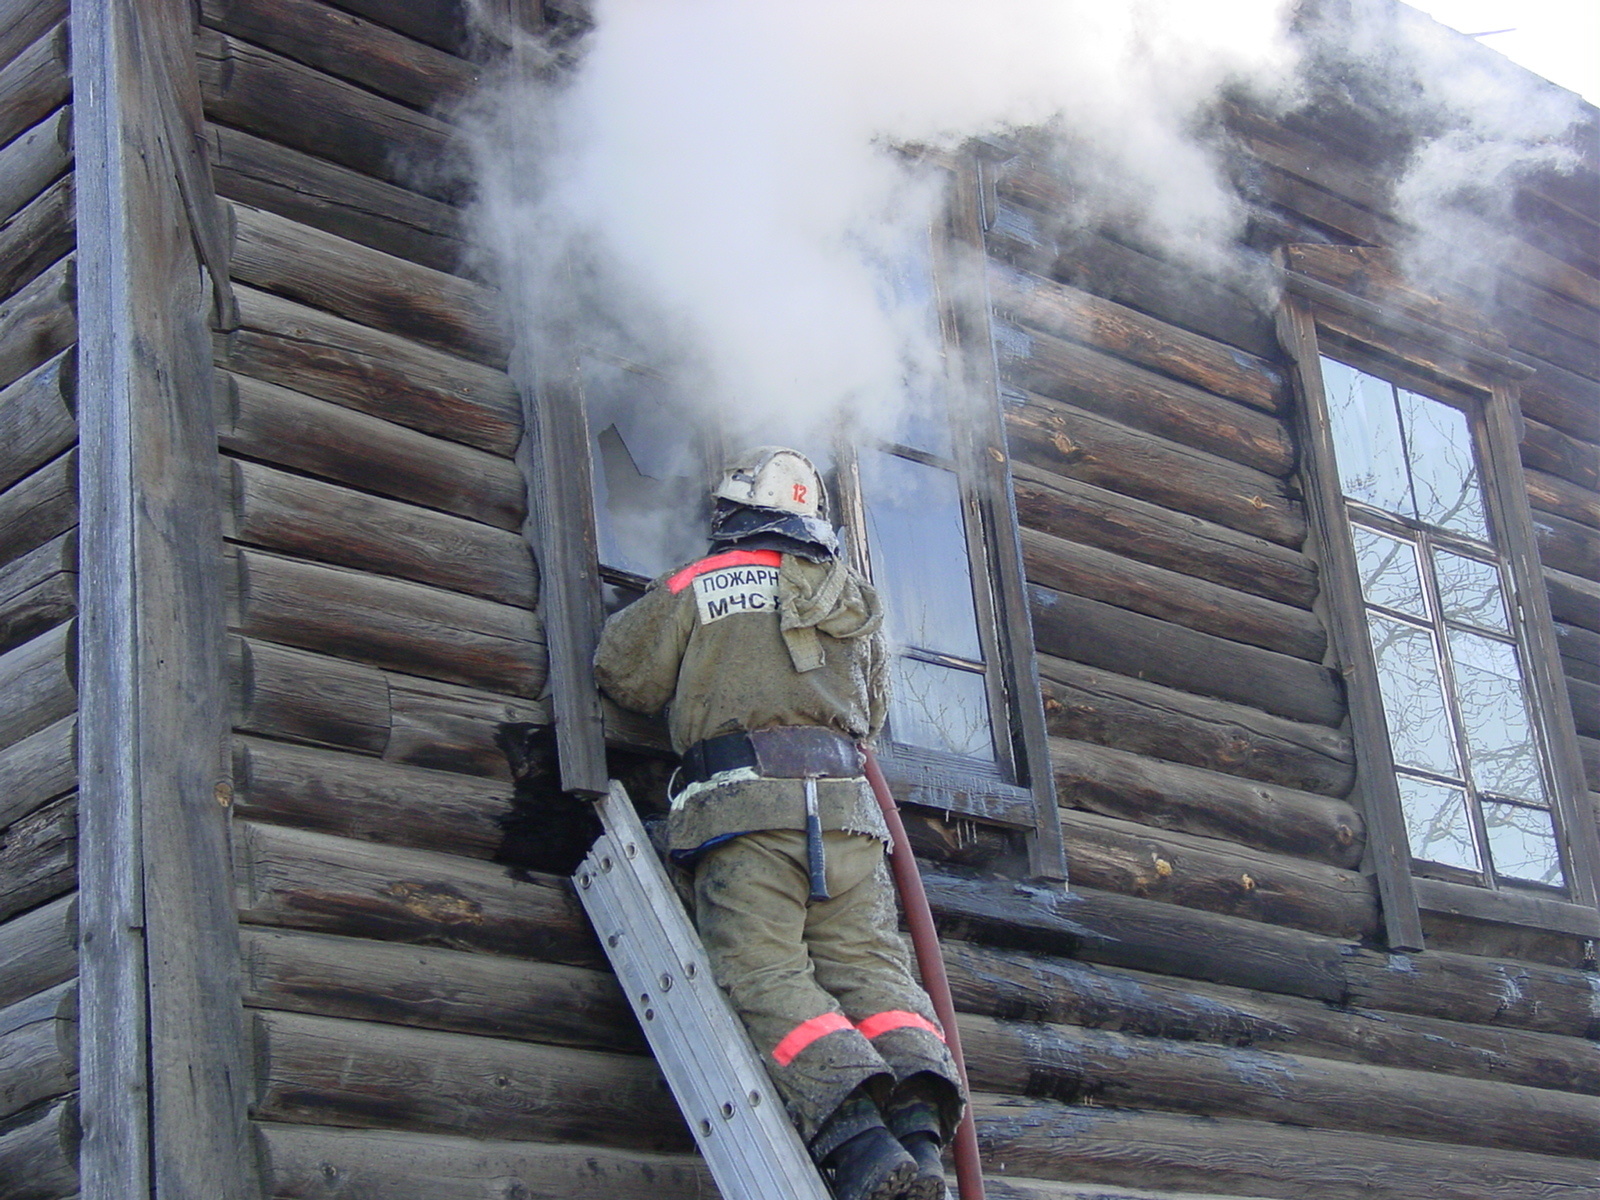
[885,1092,948,1200]
[814,1092,918,1200]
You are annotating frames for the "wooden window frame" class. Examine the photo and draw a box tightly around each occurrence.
[1279,247,1600,949]
[525,155,1065,882]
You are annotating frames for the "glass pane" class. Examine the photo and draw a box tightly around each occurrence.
[862,452,983,662]
[868,224,951,458]
[585,361,707,579]
[1397,775,1480,872]
[1484,802,1565,887]
[1322,358,1410,516]
[1397,390,1489,540]
[1351,526,1427,618]
[889,656,994,760]
[1446,630,1546,802]
[1366,613,1459,776]
[1432,548,1509,632]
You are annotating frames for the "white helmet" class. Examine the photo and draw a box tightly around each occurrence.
[712,446,825,519]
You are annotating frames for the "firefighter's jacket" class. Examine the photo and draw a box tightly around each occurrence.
[594,548,891,853]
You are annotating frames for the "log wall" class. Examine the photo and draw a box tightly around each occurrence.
[0,2,76,1193]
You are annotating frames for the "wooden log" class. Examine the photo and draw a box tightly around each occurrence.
[1059,808,1376,939]
[1557,620,1600,685]
[225,458,534,607]
[1020,525,1325,661]
[988,185,1279,359]
[1579,734,1598,792]
[218,284,520,456]
[0,104,70,227]
[0,172,70,303]
[0,714,72,832]
[235,820,600,966]
[196,28,460,203]
[960,1015,1600,1159]
[987,262,1287,414]
[0,1097,78,1200]
[995,322,1293,476]
[1005,391,1305,547]
[233,735,510,860]
[0,893,74,1010]
[0,448,74,569]
[1521,415,1599,492]
[259,1122,712,1200]
[941,940,1600,1097]
[219,373,523,533]
[314,0,470,56]
[0,254,74,394]
[240,926,644,1053]
[0,350,73,494]
[0,22,68,153]
[1036,654,1354,797]
[1535,507,1600,581]
[0,0,65,74]
[1050,737,1363,869]
[233,636,391,755]
[1520,356,1600,444]
[0,791,74,924]
[0,980,75,1121]
[0,621,72,753]
[1011,461,1316,609]
[383,675,546,779]
[0,529,75,654]
[228,202,508,367]
[1568,674,1599,739]
[199,0,479,111]
[971,1095,1600,1200]
[232,547,544,698]
[1546,566,1600,635]
[207,124,463,274]
[1028,585,1345,729]
[254,1008,688,1151]
[1527,465,1600,531]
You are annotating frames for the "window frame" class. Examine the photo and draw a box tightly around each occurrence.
[1279,249,1600,948]
[527,155,1065,883]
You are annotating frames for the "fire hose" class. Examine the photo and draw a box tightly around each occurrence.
[862,745,985,1200]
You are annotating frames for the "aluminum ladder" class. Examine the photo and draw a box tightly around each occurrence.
[575,780,835,1200]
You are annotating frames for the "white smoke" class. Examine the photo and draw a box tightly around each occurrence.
[459,0,1300,447]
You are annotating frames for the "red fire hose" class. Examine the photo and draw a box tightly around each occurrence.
[862,746,985,1200]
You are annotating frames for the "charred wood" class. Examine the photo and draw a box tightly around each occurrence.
[988,262,1287,414]
[0,23,68,153]
[0,791,73,924]
[218,372,524,532]
[0,255,73,394]
[1029,585,1345,728]
[218,285,520,455]
[240,927,643,1053]
[228,203,508,367]
[0,621,72,753]
[1020,525,1326,661]
[1050,737,1362,869]
[196,29,460,203]
[1036,654,1354,797]
[383,675,546,779]
[996,322,1293,476]
[199,0,479,112]
[230,546,544,698]
[224,457,535,606]
[0,714,71,831]
[1006,392,1305,547]
[0,105,69,227]
[207,125,463,274]
[235,820,600,966]
[0,893,74,1009]
[1058,808,1376,939]
[1011,461,1317,609]
[971,1095,1600,1200]
[0,980,75,1123]
[258,1122,712,1200]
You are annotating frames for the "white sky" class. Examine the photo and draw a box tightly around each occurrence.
[1404,0,1600,105]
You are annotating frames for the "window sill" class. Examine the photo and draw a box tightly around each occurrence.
[1413,876,1600,939]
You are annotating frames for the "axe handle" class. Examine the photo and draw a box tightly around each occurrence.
[862,746,984,1200]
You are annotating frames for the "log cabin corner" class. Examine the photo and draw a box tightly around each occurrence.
[0,1,1596,1198]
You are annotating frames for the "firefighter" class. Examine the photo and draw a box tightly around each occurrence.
[595,446,964,1200]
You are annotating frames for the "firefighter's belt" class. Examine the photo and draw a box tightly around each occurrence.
[681,727,862,785]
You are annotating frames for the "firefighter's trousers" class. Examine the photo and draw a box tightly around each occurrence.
[692,828,963,1144]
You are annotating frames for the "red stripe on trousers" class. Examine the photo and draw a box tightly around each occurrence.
[855,1010,944,1042]
[771,1011,854,1066]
